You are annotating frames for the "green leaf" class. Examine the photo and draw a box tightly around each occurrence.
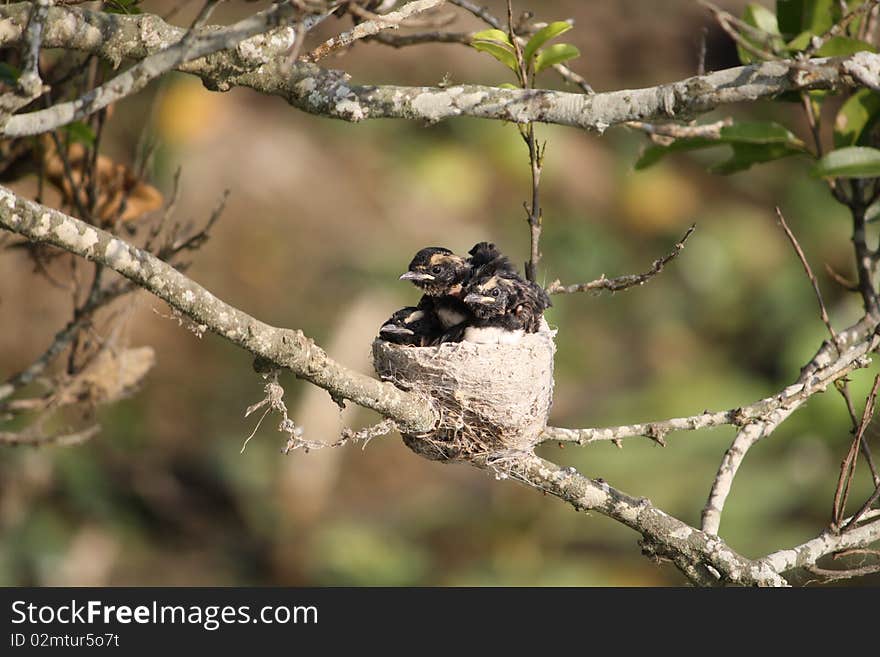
[719,121,805,147]
[497,82,520,90]
[835,89,880,148]
[471,29,511,45]
[524,21,572,64]
[635,121,807,171]
[471,39,518,72]
[635,138,720,170]
[534,43,580,73]
[777,0,804,37]
[815,36,876,57]
[711,142,805,174]
[778,0,839,38]
[814,146,880,178]
[738,3,783,63]
[786,30,813,52]
[62,121,96,145]
[104,0,142,14]
[0,63,20,86]
[800,0,836,35]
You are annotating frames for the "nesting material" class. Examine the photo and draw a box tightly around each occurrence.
[372,327,556,461]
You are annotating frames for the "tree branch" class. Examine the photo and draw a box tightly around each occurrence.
[304,0,447,62]
[1,3,879,135]
[1,2,315,137]
[759,510,880,574]
[0,185,437,433]
[546,224,695,296]
[498,452,789,586]
[541,320,878,448]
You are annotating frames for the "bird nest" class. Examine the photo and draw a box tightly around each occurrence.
[372,328,556,462]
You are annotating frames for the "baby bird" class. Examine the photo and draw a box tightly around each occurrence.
[400,247,471,330]
[461,267,551,344]
[466,241,519,279]
[378,306,442,346]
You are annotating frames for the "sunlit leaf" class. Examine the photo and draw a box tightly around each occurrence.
[815,36,876,57]
[471,29,511,45]
[814,146,880,178]
[534,43,580,73]
[738,3,784,63]
[524,21,572,64]
[834,89,880,148]
[497,82,520,90]
[471,39,518,72]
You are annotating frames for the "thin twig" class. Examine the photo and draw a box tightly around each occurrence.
[3,2,309,137]
[304,0,447,62]
[832,374,880,528]
[836,379,880,488]
[775,207,838,345]
[541,334,876,448]
[626,118,731,142]
[546,224,695,295]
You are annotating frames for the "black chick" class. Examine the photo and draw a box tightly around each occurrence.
[461,268,551,344]
[400,247,472,330]
[378,306,442,346]
[467,241,520,275]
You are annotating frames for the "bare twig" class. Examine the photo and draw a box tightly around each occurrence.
[541,329,877,448]
[304,0,447,62]
[0,0,50,114]
[0,186,438,433]
[833,374,880,528]
[836,380,880,487]
[546,224,695,295]
[2,2,309,137]
[626,118,731,142]
[701,323,880,536]
[0,423,100,447]
[775,207,838,345]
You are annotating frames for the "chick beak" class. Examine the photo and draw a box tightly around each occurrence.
[465,293,496,306]
[380,324,414,336]
[399,271,435,282]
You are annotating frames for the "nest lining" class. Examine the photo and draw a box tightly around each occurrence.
[372,328,556,461]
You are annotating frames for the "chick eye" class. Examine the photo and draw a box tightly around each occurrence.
[491,289,500,297]
[431,266,442,274]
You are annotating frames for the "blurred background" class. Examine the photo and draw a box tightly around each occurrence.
[1,0,879,586]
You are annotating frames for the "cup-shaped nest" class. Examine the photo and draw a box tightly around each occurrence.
[372,328,556,461]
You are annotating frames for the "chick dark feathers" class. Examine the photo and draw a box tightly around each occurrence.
[378,306,442,346]
[380,242,550,346]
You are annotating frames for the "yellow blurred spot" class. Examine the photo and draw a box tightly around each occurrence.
[410,145,489,213]
[619,166,700,234]
[155,77,222,146]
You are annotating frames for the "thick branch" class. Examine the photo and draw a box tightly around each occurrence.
[499,452,788,586]
[1,3,879,134]
[0,186,437,433]
[760,511,880,574]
